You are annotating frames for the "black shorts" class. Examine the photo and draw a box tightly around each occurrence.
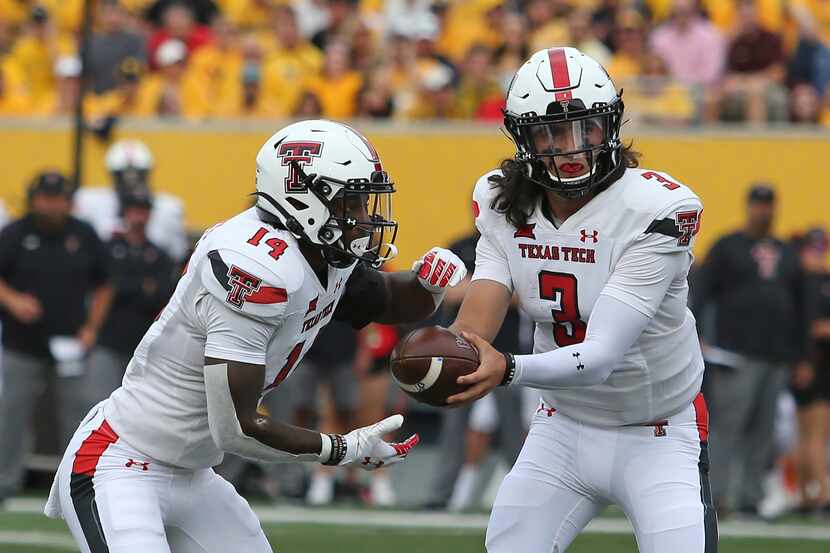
[793,364,830,407]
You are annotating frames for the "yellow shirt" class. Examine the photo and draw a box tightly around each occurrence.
[435,1,502,62]
[646,0,783,31]
[217,0,279,30]
[302,72,363,119]
[260,43,323,116]
[0,0,83,32]
[0,58,31,115]
[134,75,205,120]
[621,78,694,123]
[606,53,642,83]
[529,21,570,53]
[9,34,74,107]
[790,0,830,43]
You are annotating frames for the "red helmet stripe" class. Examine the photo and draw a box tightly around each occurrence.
[548,48,573,101]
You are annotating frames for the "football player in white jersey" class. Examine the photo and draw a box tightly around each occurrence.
[45,120,466,553]
[73,139,189,262]
[445,48,716,552]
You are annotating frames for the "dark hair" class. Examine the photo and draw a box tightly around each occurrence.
[487,143,641,229]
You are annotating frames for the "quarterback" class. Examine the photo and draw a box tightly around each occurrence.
[44,120,465,553]
[447,48,716,552]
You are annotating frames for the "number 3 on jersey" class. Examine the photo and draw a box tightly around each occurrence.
[539,271,586,346]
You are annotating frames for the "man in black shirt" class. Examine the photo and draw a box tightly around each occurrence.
[85,188,175,406]
[692,184,806,516]
[0,172,111,503]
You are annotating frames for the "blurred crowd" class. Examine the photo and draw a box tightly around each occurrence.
[1,0,830,124]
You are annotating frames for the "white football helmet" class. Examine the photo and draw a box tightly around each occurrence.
[504,47,624,198]
[105,139,154,196]
[255,119,397,268]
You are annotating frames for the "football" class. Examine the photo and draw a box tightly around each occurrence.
[389,326,479,406]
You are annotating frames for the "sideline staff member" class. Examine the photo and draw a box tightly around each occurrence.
[0,171,111,504]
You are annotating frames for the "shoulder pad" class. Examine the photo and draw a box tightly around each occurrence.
[618,168,701,218]
[199,247,292,322]
[472,170,507,234]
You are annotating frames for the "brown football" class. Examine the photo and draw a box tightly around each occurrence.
[389,326,479,407]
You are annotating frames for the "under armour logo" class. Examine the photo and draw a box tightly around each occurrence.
[306,296,318,315]
[560,100,570,112]
[573,352,584,371]
[580,229,598,243]
[361,457,384,469]
[536,402,556,417]
[125,459,150,471]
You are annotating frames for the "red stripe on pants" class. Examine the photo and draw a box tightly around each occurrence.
[71,420,119,477]
[693,393,709,443]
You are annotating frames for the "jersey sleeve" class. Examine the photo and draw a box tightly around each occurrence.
[199,247,290,325]
[333,262,388,329]
[600,236,692,318]
[470,171,514,292]
[196,293,276,365]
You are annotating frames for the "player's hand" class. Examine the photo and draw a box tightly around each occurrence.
[6,292,42,324]
[792,361,815,390]
[447,331,506,405]
[339,414,420,471]
[76,324,98,351]
[412,247,467,296]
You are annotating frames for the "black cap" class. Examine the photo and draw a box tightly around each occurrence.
[747,183,775,204]
[28,171,71,198]
[120,186,153,209]
[31,6,49,22]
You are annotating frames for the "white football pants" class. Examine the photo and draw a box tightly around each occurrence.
[45,403,272,553]
[485,393,717,553]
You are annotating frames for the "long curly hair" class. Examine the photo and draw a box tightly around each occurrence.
[487,143,642,229]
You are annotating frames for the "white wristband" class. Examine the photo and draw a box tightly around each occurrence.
[318,433,332,463]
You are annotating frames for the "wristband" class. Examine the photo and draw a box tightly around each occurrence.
[318,433,332,463]
[500,352,516,387]
[321,434,346,466]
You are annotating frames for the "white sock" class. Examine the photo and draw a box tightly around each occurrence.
[448,464,480,512]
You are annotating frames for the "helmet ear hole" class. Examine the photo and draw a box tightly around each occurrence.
[285,197,309,211]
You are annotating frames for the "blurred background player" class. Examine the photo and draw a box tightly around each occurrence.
[0,171,111,505]
[73,139,189,263]
[84,186,176,408]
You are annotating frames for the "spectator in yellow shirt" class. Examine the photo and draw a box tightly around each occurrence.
[183,16,243,116]
[435,0,503,63]
[301,40,363,118]
[0,57,31,115]
[405,62,456,120]
[33,54,80,116]
[9,6,74,110]
[453,43,502,120]
[134,39,203,119]
[260,5,324,117]
[622,52,695,126]
[210,33,281,118]
[525,0,569,53]
[606,10,648,83]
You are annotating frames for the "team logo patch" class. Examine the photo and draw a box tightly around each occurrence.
[275,141,323,193]
[675,210,701,247]
[226,265,262,308]
[513,223,536,240]
[208,251,288,308]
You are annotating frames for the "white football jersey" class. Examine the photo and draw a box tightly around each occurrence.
[73,186,189,262]
[472,168,705,426]
[103,207,355,469]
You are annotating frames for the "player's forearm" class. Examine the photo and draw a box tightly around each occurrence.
[85,284,113,332]
[373,271,436,324]
[510,296,649,389]
[241,415,324,457]
[204,362,330,464]
[0,278,19,308]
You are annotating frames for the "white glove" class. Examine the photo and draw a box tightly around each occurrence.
[325,414,419,471]
[411,247,467,307]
